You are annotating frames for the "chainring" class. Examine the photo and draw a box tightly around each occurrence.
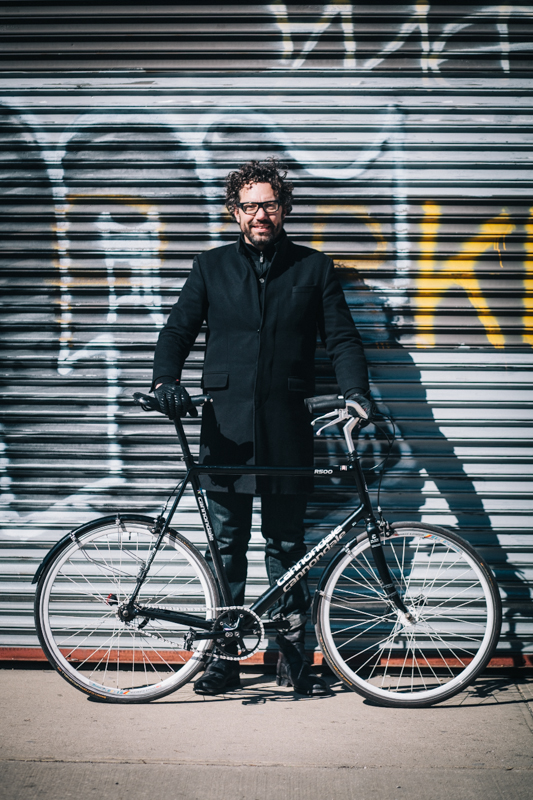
[213,607,264,661]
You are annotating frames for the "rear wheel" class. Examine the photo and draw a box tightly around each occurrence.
[316,522,501,707]
[35,514,218,702]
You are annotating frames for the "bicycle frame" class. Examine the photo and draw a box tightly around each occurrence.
[126,414,409,635]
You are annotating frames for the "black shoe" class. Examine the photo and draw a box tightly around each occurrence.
[275,645,330,696]
[193,657,241,695]
[275,614,331,697]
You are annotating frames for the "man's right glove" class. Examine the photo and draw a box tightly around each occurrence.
[345,390,378,425]
[154,382,197,419]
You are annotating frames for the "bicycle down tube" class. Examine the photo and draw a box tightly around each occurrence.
[127,414,408,634]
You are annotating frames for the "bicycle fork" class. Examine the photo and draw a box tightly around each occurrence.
[348,455,412,618]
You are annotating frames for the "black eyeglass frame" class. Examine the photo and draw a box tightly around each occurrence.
[236,200,282,215]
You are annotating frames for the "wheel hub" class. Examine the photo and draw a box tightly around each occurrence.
[396,605,422,628]
[116,601,137,623]
[395,595,428,629]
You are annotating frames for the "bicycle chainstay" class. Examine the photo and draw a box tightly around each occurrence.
[125,603,265,661]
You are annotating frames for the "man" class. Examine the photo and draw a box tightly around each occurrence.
[152,158,373,695]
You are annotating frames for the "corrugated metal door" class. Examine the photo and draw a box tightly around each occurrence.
[1,3,532,663]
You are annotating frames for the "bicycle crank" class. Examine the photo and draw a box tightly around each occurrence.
[212,607,264,661]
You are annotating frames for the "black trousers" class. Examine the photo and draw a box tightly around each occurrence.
[205,492,311,617]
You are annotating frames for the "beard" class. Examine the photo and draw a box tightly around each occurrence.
[242,217,283,248]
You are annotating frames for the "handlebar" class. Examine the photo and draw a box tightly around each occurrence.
[133,391,366,425]
[305,395,346,414]
[132,392,212,414]
[306,394,369,422]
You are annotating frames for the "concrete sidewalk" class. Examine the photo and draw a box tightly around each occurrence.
[1,668,532,800]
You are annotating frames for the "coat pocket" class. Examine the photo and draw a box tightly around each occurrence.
[288,377,308,392]
[292,285,316,294]
[202,372,229,389]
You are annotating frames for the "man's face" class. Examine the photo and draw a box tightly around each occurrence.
[233,182,285,249]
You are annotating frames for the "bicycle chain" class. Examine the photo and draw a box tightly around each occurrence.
[133,604,217,614]
[116,604,264,661]
[118,604,217,653]
[133,625,187,651]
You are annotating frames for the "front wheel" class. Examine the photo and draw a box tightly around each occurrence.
[316,522,501,707]
[35,514,218,703]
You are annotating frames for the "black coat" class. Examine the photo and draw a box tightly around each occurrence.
[152,232,369,493]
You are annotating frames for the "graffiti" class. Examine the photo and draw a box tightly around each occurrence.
[311,200,528,350]
[270,3,533,73]
[525,211,533,347]
[270,1,357,69]
[414,207,516,348]
[1,105,530,533]
[0,3,532,654]
[428,5,533,74]
[312,204,388,264]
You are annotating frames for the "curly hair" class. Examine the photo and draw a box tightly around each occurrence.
[225,158,293,216]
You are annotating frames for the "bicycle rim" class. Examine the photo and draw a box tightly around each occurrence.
[317,522,501,707]
[35,516,218,702]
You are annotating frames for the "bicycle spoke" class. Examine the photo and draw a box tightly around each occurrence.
[36,519,217,701]
[51,609,117,651]
[338,567,386,600]
[327,595,392,621]
[424,581,487,614]
[61,562,120,605]
[318,526,500,706]
[421,623,478,662]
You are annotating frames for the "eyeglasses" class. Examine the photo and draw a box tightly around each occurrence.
[236,200,281,215]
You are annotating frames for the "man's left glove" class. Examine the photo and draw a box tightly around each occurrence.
[154,382,197,419]
[345,390,378,425]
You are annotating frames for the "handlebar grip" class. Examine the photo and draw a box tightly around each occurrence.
[191,394,212,407]
[133,392,160,412]
[305,394,346,414]
[132,392,212,414]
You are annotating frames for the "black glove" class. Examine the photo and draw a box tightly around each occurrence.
[345,390,378,425]
[154,382,197,419]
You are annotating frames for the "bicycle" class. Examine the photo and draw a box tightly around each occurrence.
[33,393,502,708]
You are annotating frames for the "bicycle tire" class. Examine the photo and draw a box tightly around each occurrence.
[34,514,218,703]
[316,521,501,708]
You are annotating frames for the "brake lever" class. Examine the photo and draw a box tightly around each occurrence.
[312,407,350,436]
[342,416,362,454]
[311,405,364,454]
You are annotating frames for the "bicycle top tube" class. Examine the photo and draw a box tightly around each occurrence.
[187,464,349,477]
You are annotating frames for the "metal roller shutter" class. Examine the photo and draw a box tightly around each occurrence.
[1,3,532,663]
